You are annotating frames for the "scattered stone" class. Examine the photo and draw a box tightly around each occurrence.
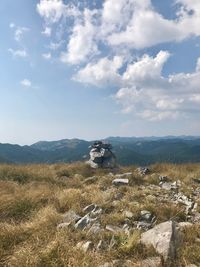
[57,210,81,229]
[139,257,162,267]
[192,178,200,184]
[141,221,180,263]
[137,221,153,231]
[77,241,93,252]
[159,175,169,182]
[87,141,116,168]
[191,212,200,223]
[124,211,134,219]
[83,204,97,213]
[160,181,179,191]
[174,193,196,214]
[140,210,154,223]
[63,210,81,224]
[87,223,102,235]
[112,178,129,186]
[122,224,131,235]
[75,215,91,230]
[114,191,124,200]
[96,240,107,251]
[136,210,156,230]
[137,167,150,175]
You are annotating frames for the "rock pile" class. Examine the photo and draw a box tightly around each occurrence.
[56,169,200,266]
[87,141,116,168]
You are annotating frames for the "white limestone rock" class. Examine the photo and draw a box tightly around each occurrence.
[141,221,180,264]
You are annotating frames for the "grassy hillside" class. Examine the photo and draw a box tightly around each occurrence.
[0,163,200,266]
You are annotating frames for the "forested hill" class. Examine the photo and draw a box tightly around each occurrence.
[0,137,200,165]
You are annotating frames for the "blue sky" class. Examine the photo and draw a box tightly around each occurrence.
[0,0,200,145]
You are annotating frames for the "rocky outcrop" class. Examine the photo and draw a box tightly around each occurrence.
[87,141,116,168]
[141,221,180,264]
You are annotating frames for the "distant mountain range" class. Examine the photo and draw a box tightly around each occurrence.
[0,136,200,165]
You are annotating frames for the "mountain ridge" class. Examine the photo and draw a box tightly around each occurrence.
[0,136,200,165]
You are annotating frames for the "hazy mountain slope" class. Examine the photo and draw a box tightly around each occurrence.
[0,143,44,163]
[0,137,200,165]
[31,139,90,151]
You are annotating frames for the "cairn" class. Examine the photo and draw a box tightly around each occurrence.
[87,141,116,168]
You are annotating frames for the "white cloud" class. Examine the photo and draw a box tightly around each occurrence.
[37,0,200,57]
[123,51,170,84]
[36,0,200,121]
[8,48,27,58]
[20,79,32,87]
[42,26,52,36]
[37,0,80,23]
[61,9,99,65]
[75,56,124,87]
[42,52,52,59]
[114,53,200,121]
[14,27,29,42]
[105,0,200,49]
[37,0,66,23]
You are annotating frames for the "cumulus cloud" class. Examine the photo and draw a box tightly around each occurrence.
[36,0,200,121]
[105,0,200,49]
[60,9,99,65]
[114,54,200,121]
[37,0,67,23]
[37,0,200,65]
[8,48,27,58]
[37,0,80,23]
[37,0,200,55]
[75,56,124,87]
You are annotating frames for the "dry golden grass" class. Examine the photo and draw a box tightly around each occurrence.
[0,163,200,266]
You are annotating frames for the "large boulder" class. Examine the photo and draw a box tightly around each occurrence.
[141,221,180,264]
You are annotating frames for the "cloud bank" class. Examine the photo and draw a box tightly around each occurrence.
[37,0,200,121]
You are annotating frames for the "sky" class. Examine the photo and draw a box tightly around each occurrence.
[0,0,200,145]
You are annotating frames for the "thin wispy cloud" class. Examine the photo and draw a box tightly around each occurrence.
[42,52,51,59]
[41,26,52,36]
[20,79,32,87]
[9,23,30,42]
[8,48,27,58]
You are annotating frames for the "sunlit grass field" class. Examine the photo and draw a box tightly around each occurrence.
[0,163,200,266]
